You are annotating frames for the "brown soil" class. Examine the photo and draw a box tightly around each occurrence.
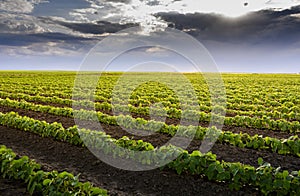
[0,106,300,171]
[0,104,298,140]
[0,177,30,196]
[1,104,300,195]
[4,95,299,139]
[0,126,259,196]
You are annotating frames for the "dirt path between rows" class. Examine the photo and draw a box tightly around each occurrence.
[0,177,29,196]
[1,106,300,171]
[0,126,258,195]
[2,99,298,139]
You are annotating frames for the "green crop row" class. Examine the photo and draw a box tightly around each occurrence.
[2,86,300,123]
[167,152,300,195]
[1,112,300,194]
[1,98,300,157]
[1,89,299,123]
[1,74,299,117]
[0,145,107,195]
[1,72,299,112]
[1,97,300,134]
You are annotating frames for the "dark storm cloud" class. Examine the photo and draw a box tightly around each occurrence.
[40,17,137,35]
[157,5,300,46]
[57,20,136,34]
[0,32,93,47]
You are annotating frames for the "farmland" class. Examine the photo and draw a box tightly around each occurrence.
[0,71,300,195]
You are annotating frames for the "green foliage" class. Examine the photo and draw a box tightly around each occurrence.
[1,72,300,195]
[0,145,107,196]
[1,97,300,157]
[2,111,300,194]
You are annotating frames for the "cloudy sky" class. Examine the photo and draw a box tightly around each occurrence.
[0,0,300,72]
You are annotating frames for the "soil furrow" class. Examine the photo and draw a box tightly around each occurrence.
[0,177,29,196]
[0,103,297,140]
[0,106,300,172]
[0,126,258,195]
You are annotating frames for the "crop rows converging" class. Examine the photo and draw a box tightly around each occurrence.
[0,71,300,195]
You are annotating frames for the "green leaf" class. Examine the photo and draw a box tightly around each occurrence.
[43,179,52,186]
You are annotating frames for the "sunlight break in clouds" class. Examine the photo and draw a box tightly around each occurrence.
[109,0,300,32]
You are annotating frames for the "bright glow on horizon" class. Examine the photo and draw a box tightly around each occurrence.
[100,0,300,33]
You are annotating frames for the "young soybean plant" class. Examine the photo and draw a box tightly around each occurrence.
[0,145,107,196]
